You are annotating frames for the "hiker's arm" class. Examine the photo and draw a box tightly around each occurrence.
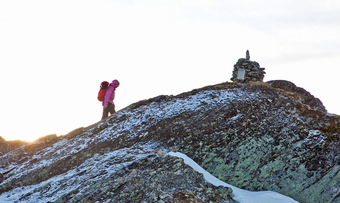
[103,86,113,108]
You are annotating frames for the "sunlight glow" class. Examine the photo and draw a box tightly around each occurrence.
[0,0,339,141]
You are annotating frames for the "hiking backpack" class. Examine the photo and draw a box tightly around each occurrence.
[97,81,109,101]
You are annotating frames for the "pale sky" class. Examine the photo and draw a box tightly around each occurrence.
[1,0,339,142]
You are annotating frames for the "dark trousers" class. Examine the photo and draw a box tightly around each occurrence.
[102,102,116,120]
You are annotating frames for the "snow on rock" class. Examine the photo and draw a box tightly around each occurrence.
[169,152,299,203]
[1,81,339,203]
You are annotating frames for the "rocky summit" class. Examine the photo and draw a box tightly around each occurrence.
[1,80,340,203]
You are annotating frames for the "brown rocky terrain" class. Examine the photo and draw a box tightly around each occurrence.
[1,80,339,203]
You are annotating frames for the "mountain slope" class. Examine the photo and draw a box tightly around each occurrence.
[1,80,339,203]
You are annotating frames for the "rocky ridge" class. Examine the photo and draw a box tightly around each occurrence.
[1,80,340,203]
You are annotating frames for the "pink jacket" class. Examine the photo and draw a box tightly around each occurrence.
[103,80,120,108]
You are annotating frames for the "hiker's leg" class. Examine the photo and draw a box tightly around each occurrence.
[107,103,116,115]
[101,107,109,120]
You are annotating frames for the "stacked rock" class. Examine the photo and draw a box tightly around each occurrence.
[230,50,266,83]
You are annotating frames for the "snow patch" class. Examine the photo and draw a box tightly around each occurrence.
[168,152,299,203]
[0,143,161,203]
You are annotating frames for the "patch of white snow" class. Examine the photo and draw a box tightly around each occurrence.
[168,152,299,203]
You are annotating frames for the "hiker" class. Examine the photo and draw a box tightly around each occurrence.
[102,79,120,120]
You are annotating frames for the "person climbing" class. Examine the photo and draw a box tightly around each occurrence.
[102,79,120,120]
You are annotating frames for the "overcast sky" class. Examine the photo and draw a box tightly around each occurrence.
[1,0,339,141]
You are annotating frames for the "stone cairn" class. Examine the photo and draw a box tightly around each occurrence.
[230,50,266,83]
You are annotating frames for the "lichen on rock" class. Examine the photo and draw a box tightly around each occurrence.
[1,80,339,203]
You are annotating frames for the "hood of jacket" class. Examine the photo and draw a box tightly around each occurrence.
[111,79,120,88]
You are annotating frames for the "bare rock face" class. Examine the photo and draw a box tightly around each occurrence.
[1,80,339,203]
[266,80,326,112]
[0,137,27,157]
